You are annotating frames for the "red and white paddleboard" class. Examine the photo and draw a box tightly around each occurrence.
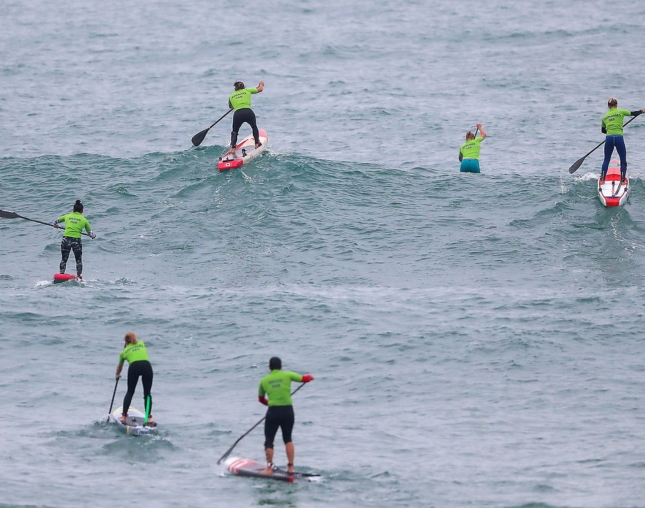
[53,274,77,283]
[224,457,321,483]
[598,159,629,207]
[217,129,268,171]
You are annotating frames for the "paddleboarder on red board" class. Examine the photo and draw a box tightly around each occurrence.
[600,98,644,185]
[258,357,314,474]
[115,332,155,425]
[229,80,264,150]
[53,199,95,280]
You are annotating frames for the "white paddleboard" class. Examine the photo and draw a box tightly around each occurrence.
[224,456,321,483]
[598,159,629,207]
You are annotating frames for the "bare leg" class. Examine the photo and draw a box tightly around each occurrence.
[286,442,295,472]
[260,448,274,474]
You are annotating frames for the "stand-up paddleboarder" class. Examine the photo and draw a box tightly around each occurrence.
[53,199,96,280]
[115,332,154,425]
[229,80,264,150]
[258,357,314,474]
[600,98,644,185]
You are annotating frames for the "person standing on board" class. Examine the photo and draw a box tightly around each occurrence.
[600,98,645,185]
[459,123,487,173]
[229,80,264,150]
[115,332,155,425]
[53,199,96,280]
[258,357,314,474]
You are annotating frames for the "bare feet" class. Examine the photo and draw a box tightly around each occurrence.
[259,467,274,474]
[599,178,605,185]
[255,142,262,149]
[119,414,128,424]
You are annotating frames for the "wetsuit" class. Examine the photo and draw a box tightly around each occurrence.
[601,109,643,180]
[56,212,92,277]
[459,137,485,173]
[228,88,260,148]
[119,341,153,416]
[259,370,308,449]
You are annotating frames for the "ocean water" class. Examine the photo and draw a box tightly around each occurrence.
[2,1,645,507]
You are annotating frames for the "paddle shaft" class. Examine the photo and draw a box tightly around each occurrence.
[216,382,306,465]
[107,377,119,423]
[569,115,640,174]
[0,210,91,237]
[191,109,233,146]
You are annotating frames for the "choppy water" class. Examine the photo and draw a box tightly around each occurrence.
[2,1,645,507]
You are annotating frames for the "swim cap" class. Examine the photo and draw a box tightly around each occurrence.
[269,357,282,370]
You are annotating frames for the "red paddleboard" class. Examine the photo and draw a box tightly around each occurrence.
[53,274,77,283]
[217,129,268,171]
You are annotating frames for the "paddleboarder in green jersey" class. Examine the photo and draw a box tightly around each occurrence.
[53,199,96,279]
[459,124,487,173]
[228,80,264,150]
[600,98,645,184]
[115,332,154,425]
[258,357,314,474]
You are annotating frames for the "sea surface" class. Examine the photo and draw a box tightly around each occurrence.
[2,1,645,507]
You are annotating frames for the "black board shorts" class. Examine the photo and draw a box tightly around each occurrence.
[264,405,295,448]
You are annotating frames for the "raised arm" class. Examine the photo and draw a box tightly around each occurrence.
[477,123,487,139]
[256,81,264,93]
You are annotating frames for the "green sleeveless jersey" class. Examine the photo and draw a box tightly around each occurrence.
[56,212,91,238]
[119,341,150,365]
[460,137,484,160]
[229,88,259,110]
[602,109,631,136]
[259,370,304,406]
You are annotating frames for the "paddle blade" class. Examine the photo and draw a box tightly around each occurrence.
[569,156,586,174]
[0,210,20,219]
[192,128,210,147]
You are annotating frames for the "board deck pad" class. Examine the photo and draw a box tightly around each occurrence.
[110,406,157,435]
[225,457,321,483]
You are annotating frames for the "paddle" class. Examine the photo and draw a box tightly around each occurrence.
[106,377,119,423]
[217,382,306,465]
[569,115,639,174]
[192,109,233,147]
[0,210,92,237]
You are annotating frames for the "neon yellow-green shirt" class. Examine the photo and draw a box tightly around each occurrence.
[119,341,150,366]
[259,370,304,406]
[56,212,91,238]
[228,88,259,111]
[602,109,631,136]
[459,137,484,160]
